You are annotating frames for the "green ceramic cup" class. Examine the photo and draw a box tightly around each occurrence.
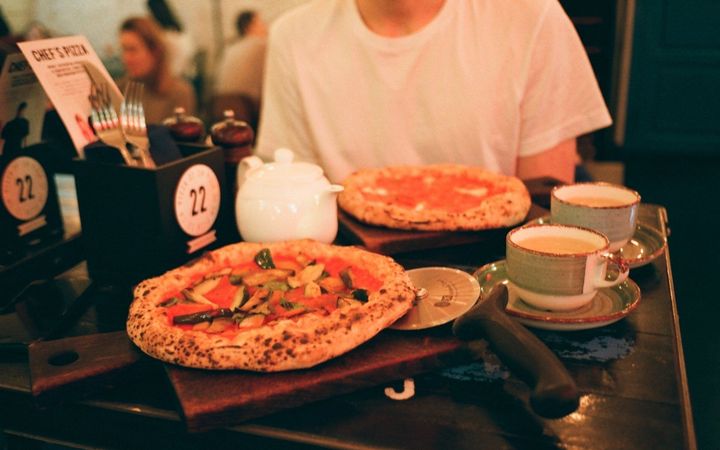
[551,183,641,252]
[506,224,629,311]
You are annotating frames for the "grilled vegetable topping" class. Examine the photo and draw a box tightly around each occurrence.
[181,289,218,307]
[280,298,303,310]
[229,286,248,310]
[240,288,269,312]
[159,297,180,307]
[254,248,276,269]
[339,268,354,289]
[352,289,369,302]
[304,281,322,298]
[173,308,233,325]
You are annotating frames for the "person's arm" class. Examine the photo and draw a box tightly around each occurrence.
[515,2,611,183]
[516,138,576,183]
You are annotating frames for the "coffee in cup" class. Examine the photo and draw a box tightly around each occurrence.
[506,224,629,311]
[551,183,640,252]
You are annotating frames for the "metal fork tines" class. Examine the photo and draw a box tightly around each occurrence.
[120,81,156,169]
[87,78,135,166]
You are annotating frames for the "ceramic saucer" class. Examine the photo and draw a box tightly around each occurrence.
[472,260,641,331]
[531,216,667,269]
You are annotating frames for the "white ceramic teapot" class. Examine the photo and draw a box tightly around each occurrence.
[235,148,344,243]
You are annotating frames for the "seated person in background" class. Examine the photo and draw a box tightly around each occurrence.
[147,0,197,81]
[256,0,611,183]
[213,10,268,129]
[119,16,197,124]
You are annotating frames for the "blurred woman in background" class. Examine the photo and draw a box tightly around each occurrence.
[119,16,196,124]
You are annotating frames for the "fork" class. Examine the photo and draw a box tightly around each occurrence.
[86,75,135,166]
[120,81,156,168]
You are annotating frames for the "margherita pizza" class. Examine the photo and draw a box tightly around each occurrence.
[126,240,414,371]
[339,165,531,231]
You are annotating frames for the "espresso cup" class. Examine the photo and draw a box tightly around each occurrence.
[506,224,629,311]
[551,182,640,252]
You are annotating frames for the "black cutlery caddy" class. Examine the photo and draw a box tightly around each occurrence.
[0,142,65,259]
[73,145,237,285]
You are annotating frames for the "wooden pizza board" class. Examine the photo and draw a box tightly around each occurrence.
[28,331,148,407]
[164,330,475,432]
[338,203,548,255]
[27,330,475,431]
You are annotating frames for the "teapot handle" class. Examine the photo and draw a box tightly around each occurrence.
[236,156,264,188]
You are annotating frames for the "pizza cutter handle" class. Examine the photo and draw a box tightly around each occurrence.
[452,284,579,418]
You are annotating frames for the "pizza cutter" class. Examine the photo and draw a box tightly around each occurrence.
[394,267,579,419]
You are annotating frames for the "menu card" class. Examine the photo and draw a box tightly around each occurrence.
[17,36,122,156]
[0,53,46,158]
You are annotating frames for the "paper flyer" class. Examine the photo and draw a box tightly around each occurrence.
[17,36,122,156]
[0,53,47,159]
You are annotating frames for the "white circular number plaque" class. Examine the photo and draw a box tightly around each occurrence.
[174,164,220,236]
[1,156,49,221]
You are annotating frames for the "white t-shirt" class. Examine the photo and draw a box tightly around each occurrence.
[257,0,612,182]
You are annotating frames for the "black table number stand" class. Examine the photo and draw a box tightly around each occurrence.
[0,142,65,261]
[73,145,236,286]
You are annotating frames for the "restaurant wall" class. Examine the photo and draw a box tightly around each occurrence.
[0,0,306,71]
[620,0,720,155]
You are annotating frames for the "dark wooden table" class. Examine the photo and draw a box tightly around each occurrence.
[0,204,696,449]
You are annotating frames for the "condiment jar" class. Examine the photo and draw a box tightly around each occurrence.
[162,107,205,143]
[210,110,254,164]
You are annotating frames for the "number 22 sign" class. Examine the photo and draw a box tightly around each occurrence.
[1,156,49,222]
[174,164,220,242]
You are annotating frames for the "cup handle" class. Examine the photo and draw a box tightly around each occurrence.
[594,253,629,288]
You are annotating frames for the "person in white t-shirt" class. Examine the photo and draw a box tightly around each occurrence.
[256,0,612,183]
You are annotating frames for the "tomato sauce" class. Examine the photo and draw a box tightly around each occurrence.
[363,173,505,213]
[203,276,239,308]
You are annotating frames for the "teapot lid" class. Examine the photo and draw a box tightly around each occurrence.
[248,148,324,183]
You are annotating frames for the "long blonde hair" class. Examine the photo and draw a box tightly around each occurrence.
[120,16,172,94]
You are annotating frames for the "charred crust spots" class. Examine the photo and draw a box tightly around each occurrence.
[183,252,213,268]
[380,288,387,294]
[142,289,150,297]
[282,331,292,341]
[299,337,309,345]
[271,342,283,350]
[263,338,272,347]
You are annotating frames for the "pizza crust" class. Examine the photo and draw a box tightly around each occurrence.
[338,165,531,231]
[126,240,415,371]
